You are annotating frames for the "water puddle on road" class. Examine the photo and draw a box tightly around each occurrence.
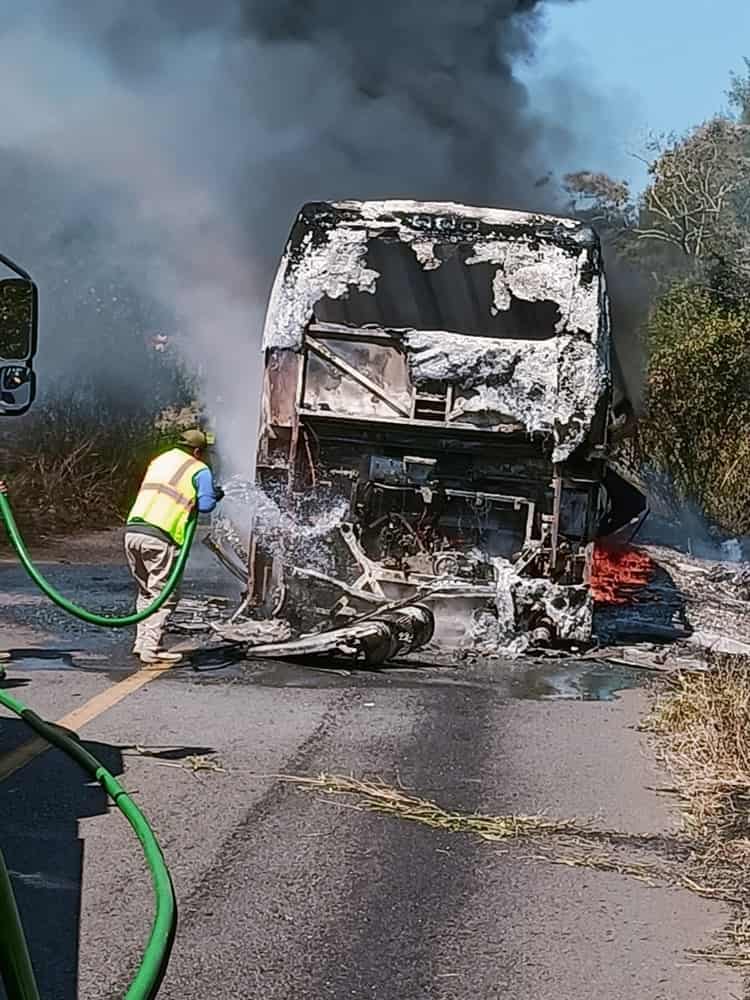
[206,654,649,700]
[1,641,648,695]
[509,660,646,701]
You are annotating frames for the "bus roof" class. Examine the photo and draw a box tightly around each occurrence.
[291,199,599,252]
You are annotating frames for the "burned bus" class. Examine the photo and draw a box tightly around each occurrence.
[244,200,637,650]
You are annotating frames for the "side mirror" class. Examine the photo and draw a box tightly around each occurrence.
[0,269,38,416]
[0,365,34,414]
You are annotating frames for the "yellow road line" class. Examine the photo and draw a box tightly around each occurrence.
[0,661,174,783]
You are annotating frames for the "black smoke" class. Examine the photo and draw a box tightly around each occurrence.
[0,0,626,463]
[41,1,582,233]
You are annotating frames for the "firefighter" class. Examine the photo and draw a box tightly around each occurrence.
[126,429,224,664]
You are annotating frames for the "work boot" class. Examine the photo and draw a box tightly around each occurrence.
[139,650,182,665]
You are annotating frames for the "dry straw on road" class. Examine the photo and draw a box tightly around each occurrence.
[288,658,750,968]
[289,773,578,840]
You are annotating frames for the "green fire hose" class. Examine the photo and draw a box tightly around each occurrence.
[0,687,176,1000]
[0,843,39,1000]
[0,492,193,995]
[0,493,196,627]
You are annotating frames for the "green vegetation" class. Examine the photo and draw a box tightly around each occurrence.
[564,59,750,534]
[641,286,750,531]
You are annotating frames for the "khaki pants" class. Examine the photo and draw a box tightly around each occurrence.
[124,531,180,655]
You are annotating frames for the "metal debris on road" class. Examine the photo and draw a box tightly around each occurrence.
[211,617,293,646]
[168,596,236,635]
[239,604,435,666]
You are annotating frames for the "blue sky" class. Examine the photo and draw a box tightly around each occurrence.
[522,0,750,193]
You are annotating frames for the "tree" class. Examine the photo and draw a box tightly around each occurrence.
[562,170,636,237]
[565,60,750,534]
[640,283,750,531]
[728,57,750,125]
[567,111,750,288]
[636,119,750,267]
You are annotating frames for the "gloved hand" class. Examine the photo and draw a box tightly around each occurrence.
[213,485,225,502]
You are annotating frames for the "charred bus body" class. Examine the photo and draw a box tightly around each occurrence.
[247,200,639,649]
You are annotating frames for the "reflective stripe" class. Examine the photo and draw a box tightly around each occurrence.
[127,449,208,545]
[168,458,197,487]
[138,483,195,511]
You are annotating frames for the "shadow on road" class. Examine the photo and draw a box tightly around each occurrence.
[1,723,122,1000]
[6,648,78,663]
[0,719,210,998]
[0,676,30,689]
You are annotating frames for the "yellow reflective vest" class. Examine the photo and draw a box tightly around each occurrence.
[127,448,208,546]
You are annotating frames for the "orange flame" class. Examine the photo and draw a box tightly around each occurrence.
[590,541,654,605]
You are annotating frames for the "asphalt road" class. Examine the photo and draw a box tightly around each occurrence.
[0,530,742,999]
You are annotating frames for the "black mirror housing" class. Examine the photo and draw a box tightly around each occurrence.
[0,257,38,416]
[0,365,35,415]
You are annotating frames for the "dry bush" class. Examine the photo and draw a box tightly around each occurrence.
[0,395,195,540]
[645,656,750,841]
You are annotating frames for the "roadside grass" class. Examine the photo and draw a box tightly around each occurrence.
[643,656,750,842]
[642,655,750,966]
[0,395,199,541]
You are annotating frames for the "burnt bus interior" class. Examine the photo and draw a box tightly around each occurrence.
[249,202,639,635]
